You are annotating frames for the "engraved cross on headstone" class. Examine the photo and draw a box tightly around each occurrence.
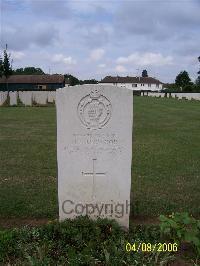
[82,158,106,200]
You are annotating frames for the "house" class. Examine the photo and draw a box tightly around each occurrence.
[99,76,163,91]
[0,74,68,91]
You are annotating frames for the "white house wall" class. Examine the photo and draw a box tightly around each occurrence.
[101,83,162,91]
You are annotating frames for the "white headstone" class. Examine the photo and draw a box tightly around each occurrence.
[192,93,200,101]
[0,92,8,106]
[32,91,48,105]
[56,85,133,229]
[185,93,192,100]
[48,91,56,103]
[19,91,32,106]
[9,91,18,106]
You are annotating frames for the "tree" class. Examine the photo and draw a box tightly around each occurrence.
[3,45,12,78]
[0,54,3,77]
[13,67,45,75]
[196,76,200,85]
[2,45,13,91]
[175,71,191,88]
[64,74,99,86]
[64,74,80,86]
[142,69,148,77]
[80,79,98,84]
[196,56,200,85]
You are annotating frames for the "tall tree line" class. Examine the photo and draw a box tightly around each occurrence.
[0,45,13,91]
[0,45,13,79]
[197,56,200,85]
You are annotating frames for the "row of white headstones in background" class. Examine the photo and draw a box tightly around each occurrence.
[0,91,56,106]
[1,91,200,106]
[141,92,200,101]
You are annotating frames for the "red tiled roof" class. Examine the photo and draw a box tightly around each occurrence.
[100,76,163,84]
[0,74,65,84]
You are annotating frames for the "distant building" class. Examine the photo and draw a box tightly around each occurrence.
[100,76,163,91]
[0,74,68,91]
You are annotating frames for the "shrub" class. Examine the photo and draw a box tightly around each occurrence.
[0,216,175,265]
[159,212,200,255]
[182,84,193,92]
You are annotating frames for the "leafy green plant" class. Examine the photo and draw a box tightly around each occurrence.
[0,216,176,265]
[159,212,200,255]
[0,229,19,261]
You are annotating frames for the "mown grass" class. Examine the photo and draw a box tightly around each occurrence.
[0,97,200,218]
[132,97,200,217]
[0,107,57,218]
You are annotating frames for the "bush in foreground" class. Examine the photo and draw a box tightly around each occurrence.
[0,216,198,265]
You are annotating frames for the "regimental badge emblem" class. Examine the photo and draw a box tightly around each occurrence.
[77,88,112,130]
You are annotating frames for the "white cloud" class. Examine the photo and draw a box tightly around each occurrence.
[63,57,76,65]
[98,63,106,68]
[117,52,173,66]
[115,65,127,73]
[52,54,76,65]
[89,48,105,61]
[11,51,25,60]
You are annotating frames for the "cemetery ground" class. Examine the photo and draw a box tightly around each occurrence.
[0,97,200,265]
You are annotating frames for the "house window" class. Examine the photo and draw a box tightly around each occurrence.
[37,85,47,90]
[132,84,137,87]
[156,84,159,88]
[148,84,151,87]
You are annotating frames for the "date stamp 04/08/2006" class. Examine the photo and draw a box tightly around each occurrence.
[126,242,178,253]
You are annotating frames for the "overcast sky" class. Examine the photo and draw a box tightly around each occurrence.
[1,0,199,82]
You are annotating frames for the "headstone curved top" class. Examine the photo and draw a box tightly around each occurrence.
[19,91,32,106]
[56,84,133,229]
[0,92,8,106]
[9,91,18,106]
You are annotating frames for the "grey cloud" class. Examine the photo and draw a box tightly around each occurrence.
[1,23,59,50]
[173,41,200,57]
[34,24,59,46]
[79,23,112,48]
[114,1,200,41]
[30,0,70,19]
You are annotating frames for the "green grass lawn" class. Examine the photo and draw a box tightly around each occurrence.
[0,97,200,219]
